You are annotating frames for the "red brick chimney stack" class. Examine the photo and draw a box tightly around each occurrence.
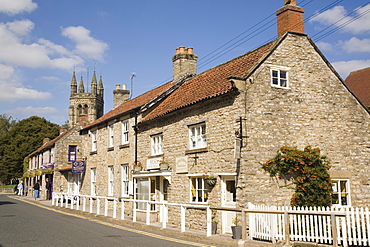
[276,0,304,37]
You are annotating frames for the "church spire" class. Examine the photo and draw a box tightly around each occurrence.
[70,71,77,95]
[91,71,97,95]
[98,75,104,98]
[78,76,85,93]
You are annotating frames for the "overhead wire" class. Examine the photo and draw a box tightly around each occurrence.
[156,0,366,88]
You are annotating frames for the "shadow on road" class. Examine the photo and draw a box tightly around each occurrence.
[0,200,16,206]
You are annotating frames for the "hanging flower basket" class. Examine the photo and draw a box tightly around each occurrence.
[132,162,142,172]
[205,178,217,186]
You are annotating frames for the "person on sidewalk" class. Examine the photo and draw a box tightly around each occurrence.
[45,178,52,200]
[17,181,23,196]
[33,180,40,201]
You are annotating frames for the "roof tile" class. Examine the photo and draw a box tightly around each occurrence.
[345,67,370,106]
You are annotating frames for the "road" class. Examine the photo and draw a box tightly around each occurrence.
[0,194,211,247]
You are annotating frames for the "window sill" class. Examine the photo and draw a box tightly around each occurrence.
[148,154,163,159]
[185,147,208,155]
[119,144,129,149]
[271,84,291,89]
[107,147,114,152]
[90,151,97,155]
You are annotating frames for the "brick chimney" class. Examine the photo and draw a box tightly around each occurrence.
[276,0,304,37]
[113,84,130,108]
[172,46,198,80]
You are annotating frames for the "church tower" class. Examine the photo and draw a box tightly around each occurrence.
[69,71,104,127]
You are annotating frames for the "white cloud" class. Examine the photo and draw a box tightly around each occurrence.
[0,64,15,80]
[0,0,37,15]
[0,21,85,70]
[310,4,370,34]
[316,41,333,51]
[6,19,34,37]
[341,37,370,53]
[62,26,108,62]
[332,60,370,79]
[0,82,52,102]
[7,106,58,116]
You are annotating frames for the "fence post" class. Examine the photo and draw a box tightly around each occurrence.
[242,209,247,240]
[284,210,291,246]
[97,198,100,215]
[104,198,108,216]
[206,206,212,237]
[146,201,151,225]
[83,196,86,212]
[71,196,74,209]
[162,204,167,229]
[181,205,186,232]
[89,197,93,213]
[331,212,338,247]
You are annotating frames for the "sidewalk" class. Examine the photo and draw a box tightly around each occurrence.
[17,195,280,247]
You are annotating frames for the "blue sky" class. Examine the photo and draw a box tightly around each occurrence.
[0,0,370,125]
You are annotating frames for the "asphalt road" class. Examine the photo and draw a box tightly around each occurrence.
[0,194,209,247]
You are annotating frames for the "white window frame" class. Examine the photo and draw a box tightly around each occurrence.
[91,130,97,152]
[108,166,114,196]
[91,168,96,196]
[189,123,207,150]
[151,134,163,156]
[108,124,114,148]
[332,179,351,207]
[121,164,129,197]
[121,120,129,145]
[270,66,290,89]
[190,176,211,203]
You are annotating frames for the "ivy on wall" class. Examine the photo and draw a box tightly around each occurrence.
[262,146,332,207]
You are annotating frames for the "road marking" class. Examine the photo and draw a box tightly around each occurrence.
[12,196,215,247]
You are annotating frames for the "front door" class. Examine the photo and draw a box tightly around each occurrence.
[221,176,236,234]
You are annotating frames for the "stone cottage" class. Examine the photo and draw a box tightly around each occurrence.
[54,0,370,235]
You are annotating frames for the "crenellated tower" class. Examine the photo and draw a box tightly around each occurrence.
[69,71,104,127]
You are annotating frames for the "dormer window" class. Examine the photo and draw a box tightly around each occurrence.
[270,66,290,89]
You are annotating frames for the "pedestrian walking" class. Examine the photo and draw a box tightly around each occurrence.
[45,177,52,200]
[17,181,23,196]
[33,180,40,201]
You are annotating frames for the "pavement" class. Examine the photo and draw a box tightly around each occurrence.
[8,194,282,247]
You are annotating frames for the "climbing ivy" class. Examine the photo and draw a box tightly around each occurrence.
[262,146,332,207]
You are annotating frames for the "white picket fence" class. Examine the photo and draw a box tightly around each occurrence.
[249,203,370,247]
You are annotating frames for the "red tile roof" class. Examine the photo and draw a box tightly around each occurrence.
[59,164,72,171]
[82,79,180,130]
[140,41,276,122]
[345,67,370,107]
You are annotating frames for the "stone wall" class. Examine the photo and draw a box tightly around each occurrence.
[240,33,370,207]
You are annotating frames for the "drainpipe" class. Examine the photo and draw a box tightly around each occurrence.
[133,111,138,165]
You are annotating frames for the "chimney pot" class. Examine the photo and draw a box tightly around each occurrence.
[122,84,126,90]
[187,47,193,54]
[116,84,120,89]
[179,46,185,53]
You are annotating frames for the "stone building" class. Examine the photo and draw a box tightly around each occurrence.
[25,72,105,199]
[52,0,370,235]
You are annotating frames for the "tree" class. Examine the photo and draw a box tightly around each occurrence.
[0,116,60,184]
[262,146,332,207]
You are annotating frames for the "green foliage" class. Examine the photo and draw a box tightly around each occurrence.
[262,146,332,207]
[0,116,60,184]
